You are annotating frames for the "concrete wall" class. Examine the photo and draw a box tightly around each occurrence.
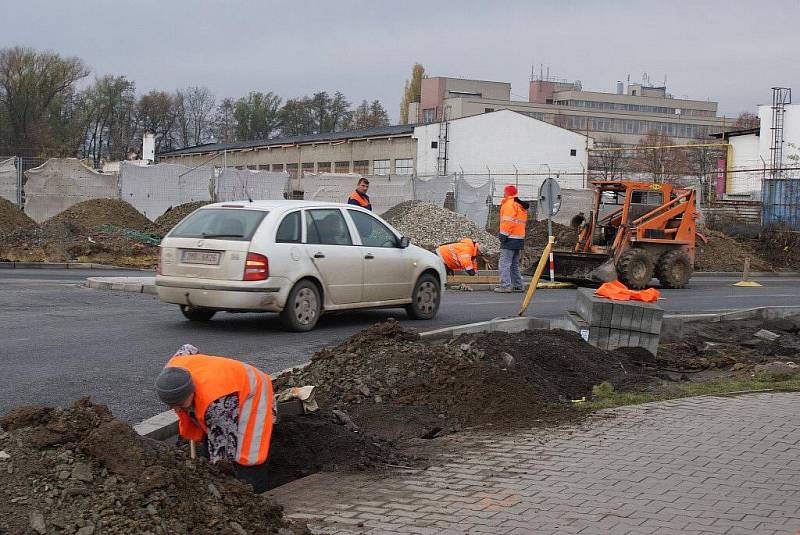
[0,157,16,204]
[758,103,800,172]
[727,133,762,197]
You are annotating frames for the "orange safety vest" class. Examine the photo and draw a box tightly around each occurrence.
[595,280,660,303]
[499,195,527,241]
[167,354,274,466]
[348,190,371,209]
[436,239,479,272]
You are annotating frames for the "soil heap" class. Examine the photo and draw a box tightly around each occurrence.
[694,230,772,272]
[150,201,209,237]
[521,219,580,268]
[45,199,152,232]
[275,319,651,440]
[0,398,309,535]
[0,197,38,235]
[382,201,501,255]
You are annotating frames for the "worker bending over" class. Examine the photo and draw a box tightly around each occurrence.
[347,177,372,210]
[436,238,480,276]
[496,184,529,293]
[155,344,274,492]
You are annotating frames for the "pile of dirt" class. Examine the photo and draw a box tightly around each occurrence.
[382,201,501,255]
[694,230,772,272]
[275,319,652,439]
[45,199,152,233]
[0,398,309,535]
[0,197,38,234]
[150,201,209,236]
[520,219,580,268]
[659,316,800,371]
[755,228,800,271]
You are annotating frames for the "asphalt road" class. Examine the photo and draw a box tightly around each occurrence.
[2,268,799,424]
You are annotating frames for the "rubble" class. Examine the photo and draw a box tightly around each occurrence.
[694,230,772,272]
[381,201,501,255]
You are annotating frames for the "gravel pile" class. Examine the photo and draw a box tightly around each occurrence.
[382,201,500,255]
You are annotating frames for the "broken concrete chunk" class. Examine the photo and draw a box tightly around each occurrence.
[754,361,799,379]
[71,462,93,483]
[208,482,221,500]
[754,329,780,341]
[75,525,95,535]
[501,352,516,370]
[29,511,46,534]
[229,521,248,535]
[0,450,10,460]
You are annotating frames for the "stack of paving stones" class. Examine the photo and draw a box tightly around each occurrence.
[567,288,664,355]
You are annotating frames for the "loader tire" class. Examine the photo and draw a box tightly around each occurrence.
[617,248,654,290]
[656,250,692,289]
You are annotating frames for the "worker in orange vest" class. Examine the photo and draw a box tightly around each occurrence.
[495,184,529,293]
[436,238,480,276]
[347,177,372,210]
[155,344,274,492]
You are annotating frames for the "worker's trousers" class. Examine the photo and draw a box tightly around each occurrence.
[499,248,523,289]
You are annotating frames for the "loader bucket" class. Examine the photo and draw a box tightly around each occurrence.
[536,251,617,285]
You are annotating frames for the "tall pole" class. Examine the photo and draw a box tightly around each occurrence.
[546,177,555,282]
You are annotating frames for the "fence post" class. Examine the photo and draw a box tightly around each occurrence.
[16,156,23,208]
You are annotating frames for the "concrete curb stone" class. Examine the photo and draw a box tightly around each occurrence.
[0,261,150,270]
[86,277,157,295]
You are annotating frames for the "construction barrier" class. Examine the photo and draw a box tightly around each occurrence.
[0,157,16,204]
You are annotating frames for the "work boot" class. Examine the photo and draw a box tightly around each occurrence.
[493,286,512,293]
[512,286,525,293]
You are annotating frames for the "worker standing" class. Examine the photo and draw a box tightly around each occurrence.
[495,184,529,293]
[436,238,480,276]
[154,344,274,492]
[347,178,372,210]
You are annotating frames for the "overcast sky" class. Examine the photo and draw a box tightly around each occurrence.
[1,0,796,120]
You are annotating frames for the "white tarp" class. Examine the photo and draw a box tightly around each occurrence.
[302,173,414,214]
[412,174,451,207]
[119,162,214,221]
[455,175,491,229]
[24,158,118,223]
[0,157,17,204]
[216,168,289,202]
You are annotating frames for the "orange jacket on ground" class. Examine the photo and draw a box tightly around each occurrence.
[498,195,528,250]
[437,239,479,274]
[595,280,660,303]
[347,190,372,210]
[167,354,274,466]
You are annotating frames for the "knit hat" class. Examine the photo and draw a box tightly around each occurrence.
[155,367,195,405]
[504,184,518,197]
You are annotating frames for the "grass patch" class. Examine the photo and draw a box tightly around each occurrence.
[585,376,800,411]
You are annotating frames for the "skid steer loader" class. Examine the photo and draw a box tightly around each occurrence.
[553,180,699,289]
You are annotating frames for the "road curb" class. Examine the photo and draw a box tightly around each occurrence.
[0,261,150,270]
[86,277,157,295]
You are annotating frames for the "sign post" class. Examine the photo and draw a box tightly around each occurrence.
[538,177,562,281]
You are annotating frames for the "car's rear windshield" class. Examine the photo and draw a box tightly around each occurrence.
[168,208,268,240]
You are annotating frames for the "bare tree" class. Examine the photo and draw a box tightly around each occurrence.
[213,98,237,143]
[82,75,137,166]
[176,86,216,147]
[350,99,390,129]
[589,135,628,180]
[632,131,689,183]
[0,46,89,154]
[733,112,759,129]
[136,90,178,153]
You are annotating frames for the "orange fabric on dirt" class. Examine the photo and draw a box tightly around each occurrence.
[595,280,660,303]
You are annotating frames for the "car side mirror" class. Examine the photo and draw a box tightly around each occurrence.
[398,236,410,249]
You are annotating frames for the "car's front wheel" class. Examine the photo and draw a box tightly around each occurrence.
[180,305,216,322]
[280,280,321,332]
[406,273,441,320]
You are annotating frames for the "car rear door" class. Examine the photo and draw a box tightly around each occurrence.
[160,207,267,280]
[303,208,363,304]
[347,209,413,302]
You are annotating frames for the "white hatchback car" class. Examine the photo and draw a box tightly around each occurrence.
[156,200,447,331]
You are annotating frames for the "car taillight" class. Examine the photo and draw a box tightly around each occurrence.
[243,252,269,281]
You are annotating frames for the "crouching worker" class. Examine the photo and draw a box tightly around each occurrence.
[436,238,480,276]
[155,344,274,492]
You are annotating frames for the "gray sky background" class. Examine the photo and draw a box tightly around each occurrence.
[1,0,796,120]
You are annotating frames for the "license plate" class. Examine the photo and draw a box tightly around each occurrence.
[181,250,221,265]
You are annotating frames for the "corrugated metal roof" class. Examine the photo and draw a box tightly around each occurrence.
[159,124,415,156]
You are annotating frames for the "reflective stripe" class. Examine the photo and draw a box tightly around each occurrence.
[236,365,258,462]
[508,233,525,239]
[501,216,526,224]
[246,367,270,464]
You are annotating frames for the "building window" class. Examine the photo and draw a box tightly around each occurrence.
[570,149,577,156]
[271,163,284,172]
[431,141,438,149]
[373,159,390,175]
[286,163,298,177]
[353,160,369,174]
[394,158,413,175]
[484,108,495,113]
[317,161,332,173]
[302,162,315,175]
[423,108,436,123]
[335,161,350,173]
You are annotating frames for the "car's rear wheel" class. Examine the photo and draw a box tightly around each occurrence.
[280,280,321,332]
[180,305,216,322]
[406,273,441,320]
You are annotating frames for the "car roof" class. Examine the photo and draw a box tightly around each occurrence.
[200,199,363,212]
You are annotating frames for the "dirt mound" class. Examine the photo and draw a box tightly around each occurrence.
[0,399,308,535]
[695,230,772,272]
[521,219,580,268]
[276,320,651,437]
[755,227,800,270]
[0,197,37,235]
[382,201,501,255]
[150,201,209,236]
[45,199,152,233]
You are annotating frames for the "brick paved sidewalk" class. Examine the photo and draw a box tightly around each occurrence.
[268,393,800,534]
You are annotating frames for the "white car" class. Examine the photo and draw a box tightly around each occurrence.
[156,200,446,331]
